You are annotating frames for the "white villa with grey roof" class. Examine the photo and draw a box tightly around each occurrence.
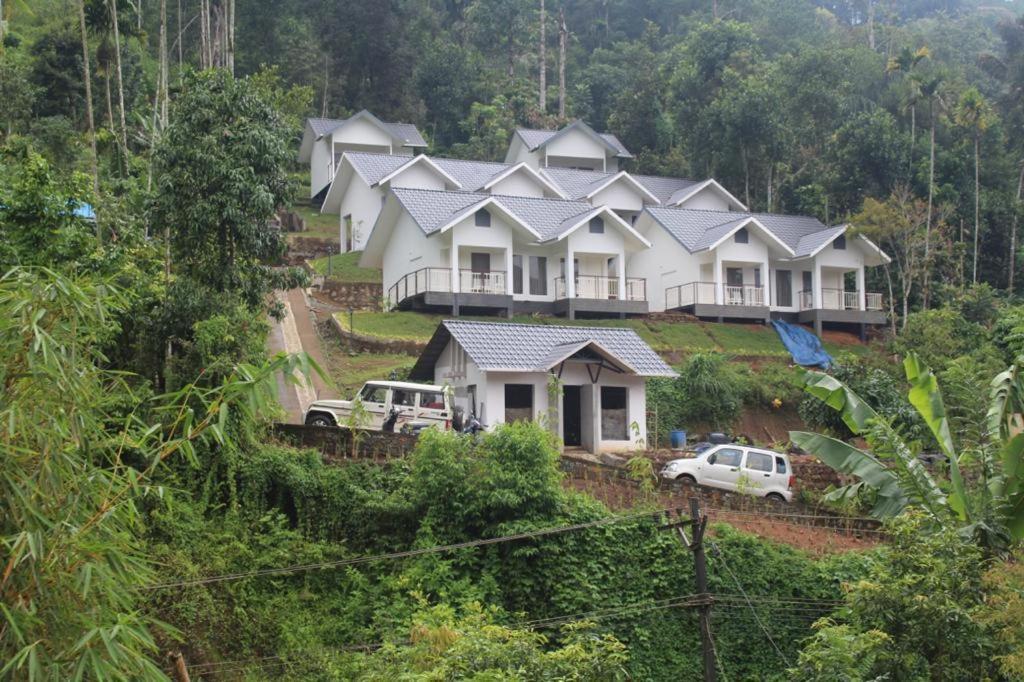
[300,114,889,333]
[411,320,677,452]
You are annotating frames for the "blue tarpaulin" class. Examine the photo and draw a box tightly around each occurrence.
[771,320,832,368]
[73,203,96,220]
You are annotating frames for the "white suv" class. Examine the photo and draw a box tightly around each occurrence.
[660,445,794,502]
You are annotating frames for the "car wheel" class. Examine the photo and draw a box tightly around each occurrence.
[765,492,787,504]
[305,412,335,427]
[678,474,697,485]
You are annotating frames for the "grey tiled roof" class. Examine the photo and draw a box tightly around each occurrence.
[539,167,616,199]
[344,152,513,191]
[516,127,632,158]
[306,116,427,146]
[390,187,595,241]
[645,207,849,257]
[633,174,701,204]
[343,152,410,183]
[439,319,677,377]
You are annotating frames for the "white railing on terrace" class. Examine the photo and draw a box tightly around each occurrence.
[665,282,766,309]
[866,292,883,311]
[459,269,506,295]
[554,275,646,301]
[798,288,885,311]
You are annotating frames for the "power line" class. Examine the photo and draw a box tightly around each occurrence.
[142,507,684,591]
[709,539,792,668]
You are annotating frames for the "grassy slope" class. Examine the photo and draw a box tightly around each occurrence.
[308,251,382,283]
[333,310,870,359]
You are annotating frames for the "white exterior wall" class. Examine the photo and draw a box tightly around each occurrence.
[506,137,536,167]
[589,181,645,212]
[310,140,333,197]
[627,215,701,312]
[544,128,614,171]
[490,172,547,197]
[676,186,731,211]
[381,213,441,299]
[338,177,385,252]
[433,340,647,453]
[388,164,448,190]
[331,117,394,150]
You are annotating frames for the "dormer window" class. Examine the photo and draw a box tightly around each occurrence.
[735,227,749,244]
[589,216,605,234]
[475,209,491,227]
[833,234,846,250]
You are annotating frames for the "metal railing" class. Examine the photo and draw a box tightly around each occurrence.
[387,268,508,308]
[798,288,885,311]
[459,269,506,295]
[665,282,766,309]
[554,275,646,301]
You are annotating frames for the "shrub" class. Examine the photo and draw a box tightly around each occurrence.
[892,307,991,372]
[676,352,744,430]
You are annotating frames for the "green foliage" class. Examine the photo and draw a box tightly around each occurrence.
[893,307,992,373]
[790,515,1000,681]
[675,352,744,430]
[309,250,382,283]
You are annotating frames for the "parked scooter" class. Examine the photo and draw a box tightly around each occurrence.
[452,406,485,436]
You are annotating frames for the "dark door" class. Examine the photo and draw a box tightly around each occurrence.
[471,252,490,273]
[776,270,792,307]
[563,385,582,446]
[726,267,744,286]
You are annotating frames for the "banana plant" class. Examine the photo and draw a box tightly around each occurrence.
[791,352,1024,551]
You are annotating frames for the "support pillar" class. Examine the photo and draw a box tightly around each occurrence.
[856,267,866,311]
[713,253,723,305]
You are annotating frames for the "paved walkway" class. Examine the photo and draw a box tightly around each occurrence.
[266,288,338,423]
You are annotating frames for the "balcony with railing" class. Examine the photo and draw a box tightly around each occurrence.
[798,289,885,312]
[554,275,647,301]
[388,268,508,308]
[665,282,767,310]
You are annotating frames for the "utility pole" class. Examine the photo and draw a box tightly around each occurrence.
[662,500,716,682]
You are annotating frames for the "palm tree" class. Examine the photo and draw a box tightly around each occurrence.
[955,87,994,284]
[912,71,946,308]
[791,353,1024,554]
[887,46,930,173]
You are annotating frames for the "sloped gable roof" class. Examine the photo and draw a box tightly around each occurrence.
[305,111,427,146]
[645,206,875,258]
[515,120,632,158]
[410,320,677,379]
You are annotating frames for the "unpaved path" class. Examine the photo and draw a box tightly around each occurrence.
[267,288,339,423]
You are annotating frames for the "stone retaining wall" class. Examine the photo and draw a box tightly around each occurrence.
[323,315,425,356]
[272,423,416,462]
[314,280,383,311]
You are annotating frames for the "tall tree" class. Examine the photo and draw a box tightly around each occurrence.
[539,0,546,110]
[914,71,945,308]
[954,87,993,284]
[558,5,567,118]
[108,0,129,156]
[76,0,100,208]
[886,46,929,174]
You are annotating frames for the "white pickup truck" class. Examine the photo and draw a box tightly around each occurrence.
[303,380,453,432]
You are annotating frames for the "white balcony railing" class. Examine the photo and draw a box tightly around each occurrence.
[666,282,766,309]
[798,289,884,312]
[866,292,883,311]
[554,275,646,301]
[459,269,506,295]
[724,285,765,306]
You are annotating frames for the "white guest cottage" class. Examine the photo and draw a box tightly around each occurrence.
[410,320,677,452]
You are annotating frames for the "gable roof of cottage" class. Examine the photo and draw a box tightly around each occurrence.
[409,319,677,379]
[643,206,886,259]
[387,187,648,246]
[306,111,428,147]
[514,120,632,158]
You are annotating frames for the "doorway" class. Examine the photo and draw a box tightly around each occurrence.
[563,385,582,446]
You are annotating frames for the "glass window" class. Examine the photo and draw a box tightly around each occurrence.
[475,209,491,227]
[418,391,445,410]
[529,256,547,295]
[709,448,742,467]
[776,270,792,307]
[745,451,773,472]
[392,390,416,407]
[775,456,787,474]
[589,216,605,233]
[513,255,524,294]
[833,234,846,250]
[359,384,387,404]
[735,227,749,243]
[471,252,490,273]
[504,384,534,423]
[601,386,628,440]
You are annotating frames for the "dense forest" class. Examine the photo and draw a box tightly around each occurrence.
[6,1,1024,680]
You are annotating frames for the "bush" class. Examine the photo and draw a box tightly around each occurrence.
[892,307,991,372]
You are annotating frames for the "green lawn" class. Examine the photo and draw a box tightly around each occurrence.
[288,205,339,241]
[325,352,415,395]
[330,310,837,359]
[308,251,382,284]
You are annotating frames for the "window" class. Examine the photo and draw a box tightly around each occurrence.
[802,271,813,292]
[775,456,787,474]
[392,390,415,407]
[601,387,628,440]
[708,448,742,467]
[735,227,749,244]
[775,270,792,307]
[529,256,547,295]
[513,255,524,294]
[833,234,846,250]
[359,384,388,404]
[745,451,773,472]
[726,268,743,287]
[475,208,491,227]
[589,216,605,233]
[754,267,761,288]
[418,391,445,410]
[504,384,534,423]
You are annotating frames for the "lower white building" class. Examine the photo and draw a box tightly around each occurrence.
[409,320,677,453]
